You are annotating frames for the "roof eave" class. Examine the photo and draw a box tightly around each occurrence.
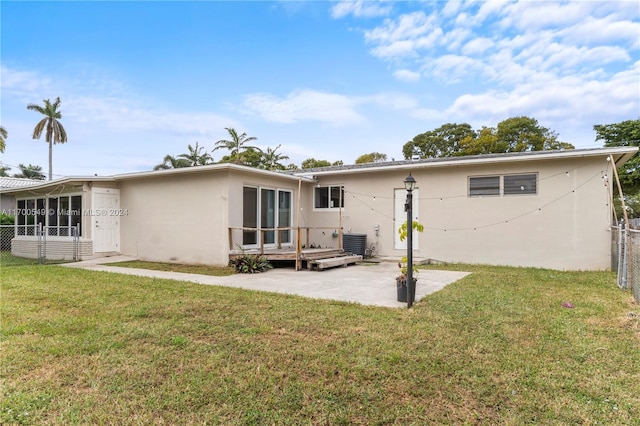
[295,147,639,177]
[112,162,315,182]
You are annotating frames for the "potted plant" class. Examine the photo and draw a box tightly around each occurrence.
[396,220,424,302]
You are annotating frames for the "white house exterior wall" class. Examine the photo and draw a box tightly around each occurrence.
[308,155,614,270]
[119,172,230,265]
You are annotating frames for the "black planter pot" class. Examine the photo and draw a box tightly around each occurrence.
[396,278,417,303]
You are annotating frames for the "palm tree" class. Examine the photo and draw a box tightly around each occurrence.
[260,144,290,171]
[177,142,213,166]
[213,127,258,157]
[0,125,7,153]
[153,154,191,171]
[13,163,45,180]
[27,97,68,180]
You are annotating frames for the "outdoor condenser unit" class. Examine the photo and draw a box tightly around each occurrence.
[342,233,367,257]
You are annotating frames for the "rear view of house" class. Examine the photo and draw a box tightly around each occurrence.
[1,146,636,270]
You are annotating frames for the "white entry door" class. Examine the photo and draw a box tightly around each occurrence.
[394,188,419,250]
[93,189,120,253]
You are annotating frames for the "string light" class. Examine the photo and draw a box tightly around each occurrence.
[343,168,606,233]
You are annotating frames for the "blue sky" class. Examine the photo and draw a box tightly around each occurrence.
[1,0,639,178]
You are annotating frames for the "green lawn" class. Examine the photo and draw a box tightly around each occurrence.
[1,251,73,267]
[0,252,41,267]
[1,264,639,425]
[103,260,236,276]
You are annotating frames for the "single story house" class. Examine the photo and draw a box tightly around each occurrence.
[0,146,636,270]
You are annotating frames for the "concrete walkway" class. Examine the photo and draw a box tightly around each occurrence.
[63,256,470,308]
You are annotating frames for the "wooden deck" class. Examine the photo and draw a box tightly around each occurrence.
[229,247,361,270]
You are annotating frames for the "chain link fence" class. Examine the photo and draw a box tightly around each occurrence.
[611,224,640,304]
[0,224,80,266]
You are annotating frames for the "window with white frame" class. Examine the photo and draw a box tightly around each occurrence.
[469,173,537,197]
[242,186,292,246]
[314,185,344,209]
[16,195,82,236]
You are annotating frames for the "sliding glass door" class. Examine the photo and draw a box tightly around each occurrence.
[243,186,292,247]
[261,189,275,245]
[278,190,291,244]
[243,187,258,245]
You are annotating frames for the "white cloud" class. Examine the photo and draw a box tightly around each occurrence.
[393,69,421,82]
[498,1,592,31]
[358,1,639,86]
[243,90,365,125]
[563,15,640,49]
[461,37,494,56]
[365,11,440,46]
[1,65,53,100]
[331,0,392,19]
[366,18,443,58]
[363,92,419,110]
[428,54,487,84]
[443,60,640,131]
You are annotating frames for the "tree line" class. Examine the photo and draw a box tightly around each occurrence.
[1,97,637,211]
[402,116,575,160]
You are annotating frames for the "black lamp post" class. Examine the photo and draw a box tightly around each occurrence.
[404,172,416,308]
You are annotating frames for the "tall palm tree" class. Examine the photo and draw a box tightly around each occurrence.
[260,144,290,171]
[177,142,213,166]
[27,97,68,180]
[213,127,258,157]
[153,154,191,171]
[0,125,7,153]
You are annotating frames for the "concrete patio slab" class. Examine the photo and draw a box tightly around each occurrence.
[62,256,470,308]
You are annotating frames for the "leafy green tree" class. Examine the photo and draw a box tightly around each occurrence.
[27,97,68,180]
[355,152,388,164]
[495,116,572,152]
[213,128,258,157]
[0,125,7,153]
[594,119,640,148]
[302,159,342,168]
[403,123,476,159]
[405,117,573,160]
[0,165,11,177]
[259,145,290,171]
[301,158,332,169]
[219,147,263,168]
[153,155,191,171]
[178,142,213,166]
[13,163,45,180]
[458,126,503,155]
[594,119,640,217]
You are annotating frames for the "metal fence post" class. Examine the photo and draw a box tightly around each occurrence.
[621,221,629,289]
[37,223,44,264]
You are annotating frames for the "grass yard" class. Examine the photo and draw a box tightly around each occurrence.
[103,260,236,276]
[1,264,639,425]
[1,251,73,267]
[0,252,41,267]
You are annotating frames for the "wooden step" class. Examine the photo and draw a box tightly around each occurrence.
[300,249,345,261]
[311,255,362,270]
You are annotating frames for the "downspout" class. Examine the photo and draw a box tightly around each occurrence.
[296,177,302,271]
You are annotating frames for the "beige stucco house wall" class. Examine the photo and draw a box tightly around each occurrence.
[118,165,307,265]
[300,147,636,270]
[1,147,636,270]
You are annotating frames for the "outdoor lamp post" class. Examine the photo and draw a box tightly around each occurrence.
[404,173,416,308]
